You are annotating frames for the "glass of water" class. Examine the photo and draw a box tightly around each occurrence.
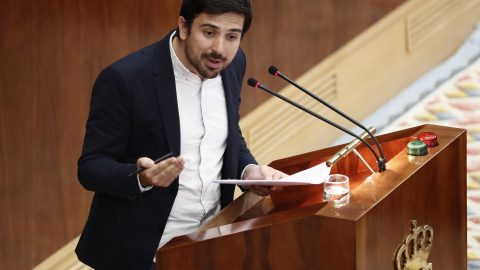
[324,174,349,206]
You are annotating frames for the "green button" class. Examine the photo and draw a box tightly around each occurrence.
[407,140,428,156]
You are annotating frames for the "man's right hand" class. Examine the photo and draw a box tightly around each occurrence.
[137,156,185,187]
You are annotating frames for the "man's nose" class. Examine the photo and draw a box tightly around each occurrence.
[211,37,226,55]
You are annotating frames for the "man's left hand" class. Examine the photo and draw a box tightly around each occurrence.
[242,165,288,196]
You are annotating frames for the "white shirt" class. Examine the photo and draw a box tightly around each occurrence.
[155,32,229,252]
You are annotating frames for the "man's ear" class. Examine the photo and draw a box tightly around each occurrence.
[178,16,188,40]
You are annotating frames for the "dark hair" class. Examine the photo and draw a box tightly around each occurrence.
[176,0,253,38]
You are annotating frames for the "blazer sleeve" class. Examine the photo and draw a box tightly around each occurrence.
[77,66,140,199]
[233,49,258,177]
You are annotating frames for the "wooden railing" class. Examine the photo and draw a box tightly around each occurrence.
[33,237,92,270]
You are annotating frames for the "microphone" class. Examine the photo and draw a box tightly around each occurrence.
[247,78,384,172]
[267,66,386,172]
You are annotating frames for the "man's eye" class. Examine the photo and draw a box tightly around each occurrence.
[205,31,215,37]
[227,35,238,41]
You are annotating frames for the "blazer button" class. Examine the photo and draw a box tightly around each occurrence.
[127,195,138,201]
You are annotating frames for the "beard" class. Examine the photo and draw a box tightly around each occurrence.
[185,37,229,79]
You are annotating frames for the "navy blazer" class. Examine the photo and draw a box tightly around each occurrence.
[76,31,257,269]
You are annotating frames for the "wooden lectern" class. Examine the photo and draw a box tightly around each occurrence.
[156,124,467,269]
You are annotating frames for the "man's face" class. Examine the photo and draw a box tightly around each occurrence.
[180,12,244,80]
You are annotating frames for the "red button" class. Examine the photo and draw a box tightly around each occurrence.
[417,132,438,147]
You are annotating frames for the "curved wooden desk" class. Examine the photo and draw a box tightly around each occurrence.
[157,124,466,269]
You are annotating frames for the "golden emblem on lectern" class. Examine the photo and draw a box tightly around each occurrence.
[395,220,433,270]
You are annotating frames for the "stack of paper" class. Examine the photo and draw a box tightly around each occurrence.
[213,162,331,186]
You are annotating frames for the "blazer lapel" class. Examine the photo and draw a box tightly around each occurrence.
[153,34,181,156]
[220,66,240,179]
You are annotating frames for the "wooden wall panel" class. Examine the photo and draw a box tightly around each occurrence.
[0,0,404,269]
[241,0,406,116]
[0,1,181,269]
[240,0,480,165]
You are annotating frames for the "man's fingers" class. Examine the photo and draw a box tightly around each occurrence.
[242,165,288,195]
[271,170,289,180]
[259,165,273,180]
[137,157,155,169]
[270,185,284,192]
[249,185,272,197]
[176,156,186,167]
[146,157,182,173]
[138,156,185,187]
[146,157,185,186]
[159,159,184,178]
[255,165,288,181]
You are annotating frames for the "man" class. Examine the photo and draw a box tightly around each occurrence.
[76,0,287,269]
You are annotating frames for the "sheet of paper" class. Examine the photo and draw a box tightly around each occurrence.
[213,162,332,186]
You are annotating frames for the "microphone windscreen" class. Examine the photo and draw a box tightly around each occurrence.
[268,66,279,76]
[247,78,259,87]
